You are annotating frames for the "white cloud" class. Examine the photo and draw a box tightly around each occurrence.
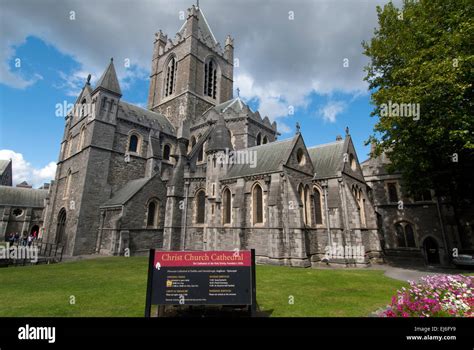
[319,100,347,123]
[0,150,56,188]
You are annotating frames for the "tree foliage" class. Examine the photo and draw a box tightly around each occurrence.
[363,0,473,205]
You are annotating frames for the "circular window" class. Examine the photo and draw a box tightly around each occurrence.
[12,208,23,217]
[296,148,306,165]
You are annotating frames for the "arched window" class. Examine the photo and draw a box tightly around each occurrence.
[350,154,357,171]
[164,56,177,97]
[81,98,87,117]
[313,187,323,225]
[252,183,263,224]
[128,134,139,153]
[296,148,306,165]
[298,184,310,225]
[101,97,107,112]
[63,169,72,198]
[146,199,160,228]
[163,144,171,161]
[359,189,366,226]
[262,136,268,144]
[395,222,417,248]
[256,133,262,146]
[195,190,206,224]
[78,125,86,151]
[204,58,218,99]
[56,208,67,244]
[222,188,232,224]
[66,133,73,158]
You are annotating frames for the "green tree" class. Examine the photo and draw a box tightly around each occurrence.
[363,0,473,209]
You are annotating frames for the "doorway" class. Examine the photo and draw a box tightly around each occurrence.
[423,237,440,265]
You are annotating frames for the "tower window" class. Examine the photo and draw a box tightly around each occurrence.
[387,182,399,203]
[164,56,177,97]
[204,58,218,99]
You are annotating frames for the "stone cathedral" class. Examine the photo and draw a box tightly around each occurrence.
[40,5,388,267]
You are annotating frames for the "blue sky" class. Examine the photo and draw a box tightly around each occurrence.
[0,0,392,187]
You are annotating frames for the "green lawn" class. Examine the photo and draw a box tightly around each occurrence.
[0,257,407,317]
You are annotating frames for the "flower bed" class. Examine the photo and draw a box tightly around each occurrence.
[380,274,474,317]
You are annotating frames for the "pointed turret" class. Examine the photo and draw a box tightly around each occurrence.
[94,58,122,97]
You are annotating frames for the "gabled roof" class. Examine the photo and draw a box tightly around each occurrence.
[119,101,175,135]
[101,177,152,208]
[224,136,298,179]
[178,6,218,46]
[0,186,48,207]
[94,59,121,96]
[0,159,11,175]
[307,140,345,178]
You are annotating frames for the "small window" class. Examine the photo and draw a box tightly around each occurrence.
[296,148,306,165]
[196,190,206,224]
[387,182,398,203]
[129,135,139,153]
[350,154,357,171]
[163,144,171,161]
[262,136,268,144]
[256,133,262,146]
[252,184,263,224]
[12,208,23,217]
[147,200,159,228]
[414,190,432,202]
[197,146,204,162]
[222,188,232,224]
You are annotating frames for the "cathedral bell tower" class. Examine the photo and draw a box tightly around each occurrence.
[147,5,234,131]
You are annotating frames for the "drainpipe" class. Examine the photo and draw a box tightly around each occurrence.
[181,180,190,250]
[435,194,450,264]
[321,179,332,247]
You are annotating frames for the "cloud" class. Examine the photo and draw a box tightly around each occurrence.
[0,150,56,188]
[319,100,347,123]
[0,0,401,122]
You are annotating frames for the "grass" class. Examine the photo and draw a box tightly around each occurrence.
[0,257,407,317]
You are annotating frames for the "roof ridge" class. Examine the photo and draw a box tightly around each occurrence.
[308,140,344,149]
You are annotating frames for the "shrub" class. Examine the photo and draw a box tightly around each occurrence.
[381,275,473,317]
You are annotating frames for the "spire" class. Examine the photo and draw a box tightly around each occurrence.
[178,5,218,46]
[94,58,122,96]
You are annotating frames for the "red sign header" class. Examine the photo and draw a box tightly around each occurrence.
[154,251,251,268]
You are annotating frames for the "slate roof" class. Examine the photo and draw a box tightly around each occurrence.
[101,177,152,208]
[225,137,296,179]
[95,59,122,96]
[307,140,345,178]
[0,186,48,207]
[119,101,175,135]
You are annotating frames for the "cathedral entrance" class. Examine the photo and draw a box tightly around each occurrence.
[56,209,66,245]
[423,237,440,265]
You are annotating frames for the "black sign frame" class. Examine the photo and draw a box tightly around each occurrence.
[145,249,257,317]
